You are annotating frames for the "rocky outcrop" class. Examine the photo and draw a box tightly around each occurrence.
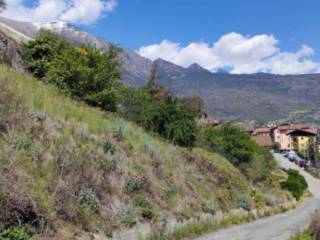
[0,31,23,70]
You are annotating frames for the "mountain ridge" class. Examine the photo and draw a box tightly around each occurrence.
[1,16,320,124]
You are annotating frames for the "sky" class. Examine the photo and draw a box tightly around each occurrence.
[2,0,320,74]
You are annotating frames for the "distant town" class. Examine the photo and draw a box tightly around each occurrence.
[202,115,320,165]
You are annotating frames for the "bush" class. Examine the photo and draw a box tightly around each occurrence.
[0,226,30,240]
[120,87,198,147]
[133,196,155,220]
[281,169,308,200]
[118,204,136,227]
[237,196,252,211]
[201,202,216,215]
[103,141,116,155]
[24,31,121,112]
[78,188,101,213]
[125,176,149,194]
[198,123,257,166]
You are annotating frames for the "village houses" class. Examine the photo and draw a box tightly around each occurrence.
[248,123,318,158]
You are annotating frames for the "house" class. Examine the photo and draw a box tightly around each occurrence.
[251,127,273,149]
[287,129,317,156]
[273,124,316,151]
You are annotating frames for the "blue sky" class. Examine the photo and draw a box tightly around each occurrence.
[86,0,320,55]
[2,0,320,74]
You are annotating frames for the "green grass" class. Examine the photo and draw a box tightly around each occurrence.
[0,65,292,239]
[290,229,313,240]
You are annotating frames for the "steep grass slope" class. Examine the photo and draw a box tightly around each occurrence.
[0,65,290,239]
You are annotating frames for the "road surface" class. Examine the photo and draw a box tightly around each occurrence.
[195,153,320,240]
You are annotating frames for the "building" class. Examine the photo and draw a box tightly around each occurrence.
[273,124,317,151]
[287,129,317,156]
[251,127,273,149]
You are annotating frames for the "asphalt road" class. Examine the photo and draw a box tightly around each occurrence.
[195,153,320,240]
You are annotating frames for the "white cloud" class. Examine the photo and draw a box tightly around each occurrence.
[1,0,117,24]
[137,32,320,75]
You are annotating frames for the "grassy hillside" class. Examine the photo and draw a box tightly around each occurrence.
[0,65,290,239]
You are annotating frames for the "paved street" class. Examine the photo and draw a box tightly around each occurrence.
[195,153,320,240]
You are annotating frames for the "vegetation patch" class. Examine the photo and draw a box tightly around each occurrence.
[281,169,308,200]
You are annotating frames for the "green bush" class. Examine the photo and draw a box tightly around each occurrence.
[118,204,136,227]
[281,169,308,200]
[78,188,101,213]
[201,202,216,215]
[120,87,198,147]
[237,196,252,211]
[103,141,116,155]
[0,226,30,240]
[197,123,277,183]
[198,123,257,166]
[125,176,149,194]
[24,31,121,112]
[133,196,155,220]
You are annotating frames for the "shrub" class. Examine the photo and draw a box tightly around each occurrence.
[198,123,257,166]
[264,195,280,207]
[133,196,155,220]
[120,87,198,147]
[237,196,252,211]
[0,226,30,240]
[118,204,136,227]
[201,202,216,215]
[125,176,149,194]
[78,188,100,213]
[281,170,308,200]
[103,141,116,155]
[24,31,122,112]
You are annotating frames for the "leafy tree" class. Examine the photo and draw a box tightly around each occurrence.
[154,96,197,147]
[120,88,198,147]
[198,123,257,165]
[23,31,70,79]
[24,31,121,112]
[179,95,205,117]
[119,86,160,130]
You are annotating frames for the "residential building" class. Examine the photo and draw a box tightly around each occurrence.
[251,127,273,149]
[287,129,317,157]
[273,124,317,151]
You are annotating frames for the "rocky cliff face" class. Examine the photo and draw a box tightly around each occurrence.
[0,31,23,70]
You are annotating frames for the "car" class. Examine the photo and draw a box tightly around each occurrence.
[288,156,296,162]
[284,153,289,158]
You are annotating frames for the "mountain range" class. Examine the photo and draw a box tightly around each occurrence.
[0,16,320,124]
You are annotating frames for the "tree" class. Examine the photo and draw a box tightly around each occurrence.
[24,31,122,112]
[23,31,70,79]
[281,169,308,200]
[46,45,121,112]
[154,96,197,147]
[179,95,205,117]
[199,123,257,165]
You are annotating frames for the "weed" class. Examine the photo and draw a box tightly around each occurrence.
[118,204,136,228]
[237,196,252,211]
[125,176,149,194]
[0,226,31,240]
[78,188,100,213]
[103,141,116,155]
[201,202,216,215]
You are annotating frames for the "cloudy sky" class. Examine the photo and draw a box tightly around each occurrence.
[2,0,320,74]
